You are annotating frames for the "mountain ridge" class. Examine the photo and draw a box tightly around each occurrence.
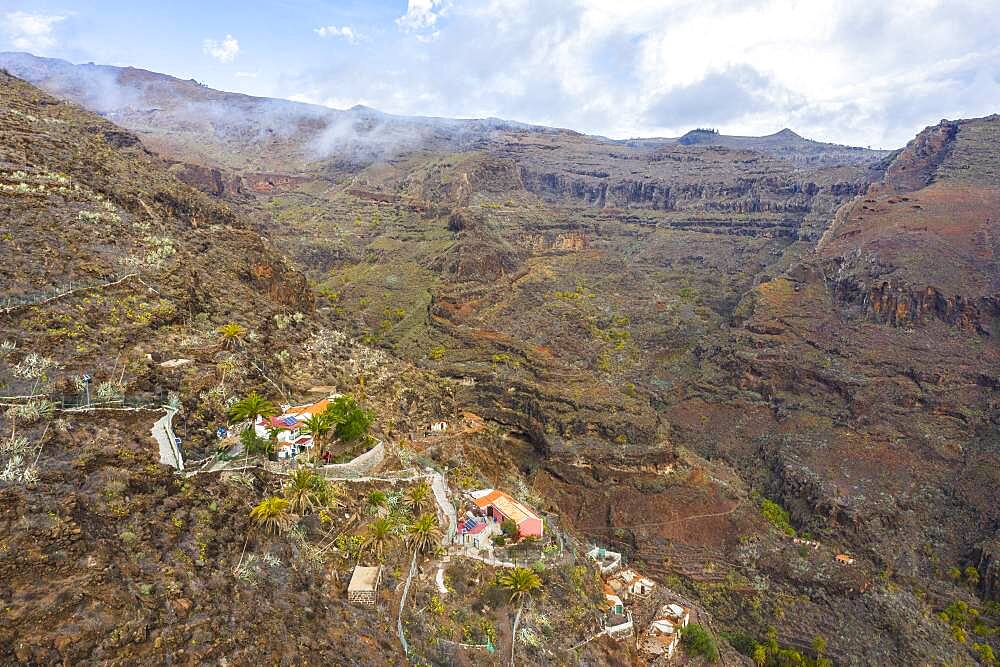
[0,51,891,171]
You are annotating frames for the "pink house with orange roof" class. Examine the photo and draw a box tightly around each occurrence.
[469,489,543,539]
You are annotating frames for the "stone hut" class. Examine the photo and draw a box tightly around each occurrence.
[347,565,382,606]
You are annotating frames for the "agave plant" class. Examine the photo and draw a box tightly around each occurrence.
[217,322,246,349]
[365,490,389,516]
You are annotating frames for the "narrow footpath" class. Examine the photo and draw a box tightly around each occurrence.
[150,408,183,470]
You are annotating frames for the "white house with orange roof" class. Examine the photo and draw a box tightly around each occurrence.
[602,584,634,640]
[253,394,340,459]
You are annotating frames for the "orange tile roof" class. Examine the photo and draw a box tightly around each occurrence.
[287,398,329,418]
[473,490,540,525]
[472,490,505,508]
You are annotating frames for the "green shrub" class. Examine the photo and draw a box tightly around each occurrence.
[720,629,756,655]
[682,623,719,662]
[973,642,997,665]
[323,395,374,443]
[240,427,273,456]
[760,498,796,536]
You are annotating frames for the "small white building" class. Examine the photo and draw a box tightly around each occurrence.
[456,513,497,550]
[640,603,690,659]
[586,545,622,574]
[611,568,656,599]
[603,585,625,616]
[602,584,634,640]
[430,421,449,432]
[661,603,690,628]
[641,618,681,658]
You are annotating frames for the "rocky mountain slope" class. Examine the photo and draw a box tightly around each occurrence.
[0,73,644,666]
[2,53,999,665]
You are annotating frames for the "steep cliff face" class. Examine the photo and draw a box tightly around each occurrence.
[700,118,1000,661]
[819,117,1000,333]
[978,536,1000,602]
[168,162,315,197]
[878,120,958,193]
[507,138,872,239]
[828,271,997,333]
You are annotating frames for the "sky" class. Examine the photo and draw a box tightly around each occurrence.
[1,0,999,148]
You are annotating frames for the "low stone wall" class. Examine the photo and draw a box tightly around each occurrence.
[317,441,385,478]
[186,441,385,479]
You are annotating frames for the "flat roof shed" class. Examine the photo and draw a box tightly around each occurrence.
[347,565,382,606]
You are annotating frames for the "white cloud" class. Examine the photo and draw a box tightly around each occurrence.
[314,25,357,43]
[415,30,441,43]
[235,71,259,78]
[202,34,240,63]
[278,0,1000,147]
[3,11,66,52]
[396,0,449,32]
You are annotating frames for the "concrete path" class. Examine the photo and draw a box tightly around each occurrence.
[453,547,517,569]
[397,551,418,658]
[150,408,183,470]
[429,470,457,544]
[435,564,447,594]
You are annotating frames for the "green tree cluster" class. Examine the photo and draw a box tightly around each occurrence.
[733,628,831,667]
[760,498,796,536]
[681,624,719,662]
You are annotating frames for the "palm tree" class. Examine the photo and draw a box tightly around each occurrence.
[361,517,396,561]
[366,490,390,516]
[498,567,543,666]
[265,424,286,448]
[498,567,542,605]
[300,413,334,461]
[218,322,246,350]
[249,496,294,535]
[227,391,278,429]
[405,481,433,515]
[282,468,324,514]
[406,513,442,556]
